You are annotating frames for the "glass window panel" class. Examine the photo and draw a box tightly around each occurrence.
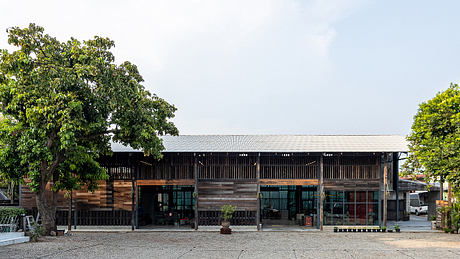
[368,203,378,225]
[344,203,355,225]
[356,204,367,225]
[345,191,355,202]
[356,191,366,203]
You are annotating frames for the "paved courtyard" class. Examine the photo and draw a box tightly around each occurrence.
[2,231,460,259]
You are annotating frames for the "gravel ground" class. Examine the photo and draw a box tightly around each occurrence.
[2,231,460,259]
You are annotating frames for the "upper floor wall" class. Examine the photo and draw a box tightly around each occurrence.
[100,152,397,182]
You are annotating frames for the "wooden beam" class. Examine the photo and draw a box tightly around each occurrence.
[319,155,324,231]
[131,167,135,231]
[259,179,319,186]
[256,153,260,231]
[194,155,198,230]
[136,179,195,186]
[383,162,388,227]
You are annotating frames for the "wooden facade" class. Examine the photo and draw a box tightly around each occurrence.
[20,151,399,228]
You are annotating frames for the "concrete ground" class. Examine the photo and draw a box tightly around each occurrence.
[2,231,460,259]
[388,215,434,232]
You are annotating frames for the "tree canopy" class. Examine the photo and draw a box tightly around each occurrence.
[403,84,460,192]
[0,24,178,233]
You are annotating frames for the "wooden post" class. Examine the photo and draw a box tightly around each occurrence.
[394,153,399,222]
[68,190,72,232]
[383,162,388,227]
[447,182,452,206]
[256,153,261,231]
[194,154,199,230]
[131,166,135,231]
[319,155,324,231]
[440,179,444,201]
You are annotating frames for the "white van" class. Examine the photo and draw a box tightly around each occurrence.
[410,192,428,215]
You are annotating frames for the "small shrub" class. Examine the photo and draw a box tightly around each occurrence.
[0,207,26,219]
[221,205,236,222]
[29,222,45,242]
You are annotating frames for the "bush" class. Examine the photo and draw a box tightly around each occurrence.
[0,207,25,219]
[29,222,45,242]
[221,205,236,222]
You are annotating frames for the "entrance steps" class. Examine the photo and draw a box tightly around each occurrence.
[0,232,30,247]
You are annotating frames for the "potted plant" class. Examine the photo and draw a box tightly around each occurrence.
[376,227,381,232]
[372,227,377,232]
[353,227,357,232]
[381,226,387,232]
[334,227,338,232]
[220,205,236,234]
[338,228,342,232]
[387,228,393,233]
[394,224,400,233]
[367,227,372,232]
[362,227,366,232]
[357,227,361,232]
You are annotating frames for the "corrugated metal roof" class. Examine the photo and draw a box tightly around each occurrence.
[111,135,408,153]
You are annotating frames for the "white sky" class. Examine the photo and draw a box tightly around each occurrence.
[1,0,459,136]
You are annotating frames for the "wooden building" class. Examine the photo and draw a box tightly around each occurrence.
[20,135,408,229]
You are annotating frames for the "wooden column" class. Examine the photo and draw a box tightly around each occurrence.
[194,154,199,230]
[394,153,399,222]
[67,190,72,232]
[256,153,261,231]
[131,166,136,231]
[440,179,443,201]
[383,161,388,227]
[319,155,324,231]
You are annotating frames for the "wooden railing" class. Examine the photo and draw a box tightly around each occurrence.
[55,210,132,226]
[198,211,256,226]
[324,165,379,179]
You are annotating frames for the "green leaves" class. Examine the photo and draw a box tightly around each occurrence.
[0,23,177,194]
[403,84,460,192]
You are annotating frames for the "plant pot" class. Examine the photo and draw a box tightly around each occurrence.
[353,229,356,232]
[388,229,393,233]
[220,227,232,234]
[334,229,338,232]
[221,221,230,228]
[395,229,400,233]
[367,229,371,232]
[338,229,342,232]
[372,229,376,232]
[377,229,381,232]
[382,229,386,232]
[357,229,361,232]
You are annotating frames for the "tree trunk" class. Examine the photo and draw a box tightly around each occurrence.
[35,186,57,235]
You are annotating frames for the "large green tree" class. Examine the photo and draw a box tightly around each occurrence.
[0,24,178,234]
[403,84,460,192]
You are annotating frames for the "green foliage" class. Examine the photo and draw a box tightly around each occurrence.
[221,205,236,221]
[0,23,178,194]
[451,202,460,232]
[29,222,45,242]
[0,207,25,219]
[402,84,460,192]
[394,224,400,230]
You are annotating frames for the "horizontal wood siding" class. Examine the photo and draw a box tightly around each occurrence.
[323,179,380,191]
[259,179,318,185]
[197,179,257,225]
[21,180,132,211]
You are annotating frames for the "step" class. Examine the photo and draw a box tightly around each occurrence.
[0,232,30,247]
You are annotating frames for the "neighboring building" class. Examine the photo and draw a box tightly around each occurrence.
[20,135,408,229]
